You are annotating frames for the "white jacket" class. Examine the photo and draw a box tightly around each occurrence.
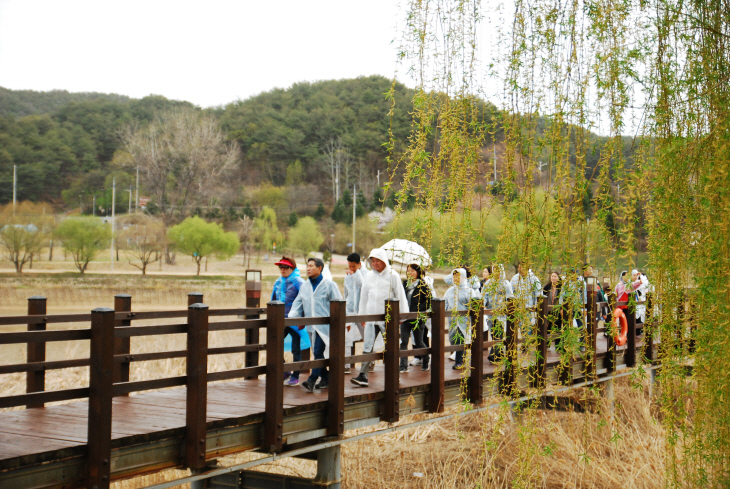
[510,270,542,308]
[358,248,409,319]
[482,264,514,324]
[444,268,480,336]
[288,277,343,340]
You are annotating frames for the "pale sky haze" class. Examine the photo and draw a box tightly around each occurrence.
[0,0,405,107]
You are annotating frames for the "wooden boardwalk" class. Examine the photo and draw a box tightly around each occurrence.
[0,288,656,488]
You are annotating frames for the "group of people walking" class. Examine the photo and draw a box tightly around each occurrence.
[271,250,651,392]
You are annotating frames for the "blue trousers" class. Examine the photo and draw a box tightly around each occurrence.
[308,332,328,383]
[284,326,302,379]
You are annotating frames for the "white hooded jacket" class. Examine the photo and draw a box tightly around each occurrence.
[482,264,514,325]
[358,248,410,318]
[444,268,481,337]
[510,270,542,308]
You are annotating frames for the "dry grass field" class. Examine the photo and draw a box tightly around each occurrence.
[0,274,665,488]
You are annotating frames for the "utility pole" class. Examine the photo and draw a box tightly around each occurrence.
[12,165,16,215]
[335,162,340,202]
[111,178,115,272]
[125,187,132,214]
[135,166,139,213]
[92,194,96,217]
[352,185,356,253]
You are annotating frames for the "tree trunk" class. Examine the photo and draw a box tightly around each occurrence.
[49,239,53,261]
[205,258,208,272]
[196,259,201,276]
[29,255,33,269]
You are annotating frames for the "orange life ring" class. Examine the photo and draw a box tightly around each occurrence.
[613,308,628,346]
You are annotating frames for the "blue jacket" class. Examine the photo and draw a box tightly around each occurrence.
[271,269,304,316]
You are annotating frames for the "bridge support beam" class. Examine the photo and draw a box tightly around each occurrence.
[314,445,342,488]
[648,366,657,398]
[217,445,341,489]
[603,378,615,422]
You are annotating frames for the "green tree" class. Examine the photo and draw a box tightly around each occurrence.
[288,217,324,261]
[313,202,326,221]
[254,206,283,255]
[167,216,240,276]
[0,202,54,273]
[285,160,304,185]
[370,188,384,212]
[356,191,368,217]
[288,212,299,227]
[252,184,287,213]
[242,202,255,219]
[331,200,348,223]
[54,217,112,274]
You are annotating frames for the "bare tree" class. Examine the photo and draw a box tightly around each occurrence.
[120,215,164,275]
[322,138,353,202]
[237,215,255,269]
[122,109,240,263]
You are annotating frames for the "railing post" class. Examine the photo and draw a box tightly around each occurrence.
[328,300,346,436]
[688,292,697,354]
[114,294,132,390]
[645,292,654,361]
[382,299,400,423]
[188,292,204,307]
[26,296,47,408]
[626,293,637,368]
[501,299,517,398]
[468,301,484,405]
[586,279,597,378]
[87,307,115,489]
[605,292,616,374]
[245,272,262,377]
[429,299,446,413]
[534,297,548,389]
[264,301,285,452]
[186,303,209,471]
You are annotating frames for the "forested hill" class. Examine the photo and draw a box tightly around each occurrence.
[219,76,416,185]
[0,87,132,118]
[0,92,195,204]
[0,77,632,210]
[0,76,419,206]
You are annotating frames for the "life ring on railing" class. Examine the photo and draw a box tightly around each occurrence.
[613,308,628,346]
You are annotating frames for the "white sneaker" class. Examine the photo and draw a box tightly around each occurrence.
[449,352,456,361]
[410,358,422,366]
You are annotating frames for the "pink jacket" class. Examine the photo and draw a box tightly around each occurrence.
[614,279,642,308]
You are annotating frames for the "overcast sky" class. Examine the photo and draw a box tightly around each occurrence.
[0,0,405,107]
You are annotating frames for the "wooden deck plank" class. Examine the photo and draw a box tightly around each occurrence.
[0,335,645,470]
[0,432,79,458]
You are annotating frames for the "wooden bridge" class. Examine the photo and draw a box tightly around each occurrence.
[0,280,657,489]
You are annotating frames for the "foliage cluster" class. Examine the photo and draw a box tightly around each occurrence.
[388,0,730,486]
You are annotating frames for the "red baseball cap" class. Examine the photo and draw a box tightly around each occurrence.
[274,257,295,268]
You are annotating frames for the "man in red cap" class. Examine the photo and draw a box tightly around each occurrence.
[272,256,309,386]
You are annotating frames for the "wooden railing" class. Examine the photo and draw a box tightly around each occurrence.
[0,281,657,488]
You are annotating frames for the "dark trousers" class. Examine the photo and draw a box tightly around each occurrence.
[488,318,504,362]
[308,332,328,383]
[451,333,465,365]
[400,319,429,368]
[285,326,302,379]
